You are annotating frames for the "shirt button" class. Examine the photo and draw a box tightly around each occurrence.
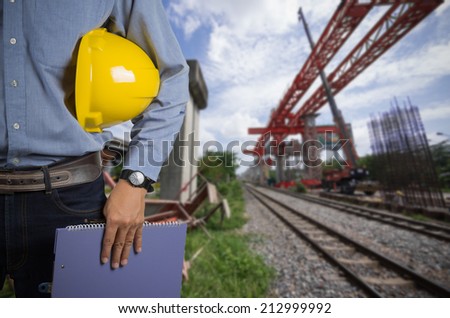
[13,123,20,130]
[10,38,17,45]
[10,0,16,3]
[10,80,18,87]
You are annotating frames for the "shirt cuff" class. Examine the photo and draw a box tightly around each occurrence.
[123,139,168,182]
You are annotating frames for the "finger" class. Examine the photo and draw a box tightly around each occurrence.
[120,226,137,266]
[111,227,129,269]
[101,223,118,265]
[134,224,144,254]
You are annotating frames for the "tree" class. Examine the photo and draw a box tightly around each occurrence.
[430,140,450,188]
[357,154,384,182]
[200,151,238,184]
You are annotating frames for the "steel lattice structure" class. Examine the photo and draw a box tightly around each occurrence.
[368,100,446,208]
[248,0,443,158]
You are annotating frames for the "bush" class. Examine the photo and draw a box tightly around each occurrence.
[295,181,307,193]
[181,180,275,297]
[182,231,274,297]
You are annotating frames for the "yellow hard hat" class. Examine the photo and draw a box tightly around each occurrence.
[75,28,160,132]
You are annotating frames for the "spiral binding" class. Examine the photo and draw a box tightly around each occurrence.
[66,221,181,231]
[66,223,105,231]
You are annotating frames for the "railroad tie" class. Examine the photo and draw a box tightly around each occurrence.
[360,276,414,287]
[336,257,377,266]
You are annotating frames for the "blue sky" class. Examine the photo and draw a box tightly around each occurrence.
[161,0,450,162]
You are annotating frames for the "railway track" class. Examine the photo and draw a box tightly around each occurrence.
[266,186,450,242]
[246,184,450,297]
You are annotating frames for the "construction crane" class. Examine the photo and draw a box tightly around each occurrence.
[247,0,444,193]
[298,7,366,194]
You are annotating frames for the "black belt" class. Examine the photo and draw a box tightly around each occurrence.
[0,152,102,193]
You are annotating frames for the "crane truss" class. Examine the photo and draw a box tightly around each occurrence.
[248,0,443,157]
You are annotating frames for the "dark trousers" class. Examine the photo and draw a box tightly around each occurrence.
[0,175,106,297]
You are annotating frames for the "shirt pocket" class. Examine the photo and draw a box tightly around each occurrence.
[27,0,114,68]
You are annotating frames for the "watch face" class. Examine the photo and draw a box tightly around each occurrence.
[129,171,145,186]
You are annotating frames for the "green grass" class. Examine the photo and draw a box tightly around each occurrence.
[406,212,432,222]
[181,230,274,297]
[0,278,14,298]
[0,180,275,298]
[181,180,275,298]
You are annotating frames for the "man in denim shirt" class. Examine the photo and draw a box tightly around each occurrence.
[0,0,189,297]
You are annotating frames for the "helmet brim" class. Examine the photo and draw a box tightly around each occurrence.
[75,31,98,132]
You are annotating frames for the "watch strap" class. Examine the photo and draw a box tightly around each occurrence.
[119,169,155,192]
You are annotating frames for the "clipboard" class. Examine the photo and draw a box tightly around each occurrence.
[51,222,187,298]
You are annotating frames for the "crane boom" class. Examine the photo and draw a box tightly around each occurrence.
[298,7,359,168]
[250,0,443,158]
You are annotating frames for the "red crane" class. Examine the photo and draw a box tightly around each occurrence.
[248,0,442,152]
[247,0,443,191]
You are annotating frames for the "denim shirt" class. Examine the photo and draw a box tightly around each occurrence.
[0,0,189,181]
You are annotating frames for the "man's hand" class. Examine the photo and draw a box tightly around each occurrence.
[101,179,147,269]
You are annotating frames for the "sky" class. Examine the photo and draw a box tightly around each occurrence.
[160,0,450,169]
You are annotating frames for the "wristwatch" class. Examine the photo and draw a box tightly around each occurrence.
[119,169,155,192]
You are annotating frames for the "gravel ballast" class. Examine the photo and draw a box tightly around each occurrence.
[242,189,367,297]
[248,186,450,294]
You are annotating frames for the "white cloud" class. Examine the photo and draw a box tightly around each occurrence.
[331,99,450,158]
[202,111,262,141]
[329,39,450,117]
[183,16,202,39]
[167,0,321,37]
[350,120,372,157]
[167,0,450,164]
[420,103,450,121]
[436,0,450,16]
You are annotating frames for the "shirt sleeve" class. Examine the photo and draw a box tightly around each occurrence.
[108,0,189,181]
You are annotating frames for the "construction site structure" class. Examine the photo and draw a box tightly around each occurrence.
[246,0,444,192]
[159,60,208,203]
[368,99,446,210]
[299,7,373,194]
[103,60,231,234]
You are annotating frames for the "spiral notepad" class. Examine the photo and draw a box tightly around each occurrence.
[51,222,187,298]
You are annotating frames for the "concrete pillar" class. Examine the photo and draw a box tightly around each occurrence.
[158,60,208,203]
[259,161,270,186]
[275,154,286,183]
[301,114,322,180]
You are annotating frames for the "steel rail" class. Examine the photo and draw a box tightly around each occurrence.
[247,186,381,297]
[268,186,450,242]
[246,184,450,297]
